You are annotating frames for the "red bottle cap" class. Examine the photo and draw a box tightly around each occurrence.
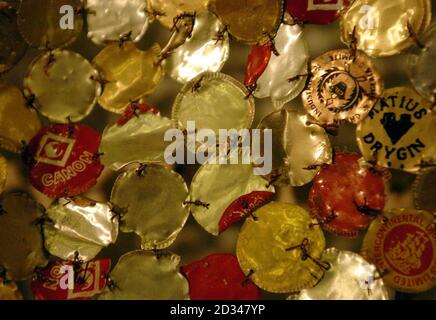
[286,0,351,25]
[31,259,111,300]
[219,191,274,234]
[181,253,260,300]
[309,152,386,238]
[26,124,104,198]
[244,44,271,87]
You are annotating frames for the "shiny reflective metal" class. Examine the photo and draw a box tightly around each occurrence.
[147,0,208,29]
[0,7,27,74]
[172,72,255,133]
[209,0,284,45]
[254,16,309,108]
[86,0,149,45]
[110,165,189,250]
[408,23,436,103]
[292,248,390,300]
[237,202,326,293]
[0,192,47,280]
[100,112,173,170]
[0,82,41,153]
[24,50,100,123]
[189,163,274,235]
[17,0,83,49]
[340,0,432,57]
[43,197,119,261]
[93,42,163,113]
[165,11,229,83]
[98,250,189,300]
[258,108,332,186]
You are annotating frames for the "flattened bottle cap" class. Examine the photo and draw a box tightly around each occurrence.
[309,152,386,238]
[237,202,326,293]
[27,124,104,198]
[172,72,255,133]
[31,258,111,300]
[287,0,351,25]
[110,165,189,250]
[361,208,436,293]
[0,83,41,153]
[181,253,260,300]
[209,0,284,45]
[408,23,436,103]
[100,103,172,170]
[0,192,48,280]
[147,0,208,29]
[98,250,189,300]
[86,0,148,45]
[292,248,390,300]
[188,163,274,236]
[43,197,118,261]
[302,49,383,125]
[24,50,100,123]
[0,279,22,300]
[253,18,309,107]
[244,44,271,88]
[413,167,436,212]
[356,87,435,173]
[93,42,163,113]
[0,155,6,194]
[0,7,27,74]
[258,108,332,186]
[18,0,83,49]
[340,0,432,57]
[165,11,229,83]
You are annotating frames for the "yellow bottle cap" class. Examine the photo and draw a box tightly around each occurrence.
[356,87,435,173]
[237,202,327,293]
[0,83,41,153]
[93,42,163,113]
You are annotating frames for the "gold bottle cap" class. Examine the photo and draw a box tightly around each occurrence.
[100,107,173,170]
[408,23,436,103]
[172,72,255,133]
[356,87,435,173]
[43,197,119,262]
[209,0,283,45]
[340,0,432,57]
[0,155,6,195]
[17,0,83,49]
[98,250,189,300]
[93,42,163,113]
[258,108,332,186]
[413,167,436,212]
[86,0,149,45]
[236,202,326,293]
[0,6,27,74]
[146,0,208,29]
[0,192,47,281]
[302,49,383,125]
[0,279,23,300]
[0,82,41,153]
[24,50,100,123]
[189,163,274,236]
[291,248,390,300]
[110,165,189,250]
[165,11,230,84]
[361,208,436,293]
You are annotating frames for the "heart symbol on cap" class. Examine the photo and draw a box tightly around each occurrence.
[380,112,414,145]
